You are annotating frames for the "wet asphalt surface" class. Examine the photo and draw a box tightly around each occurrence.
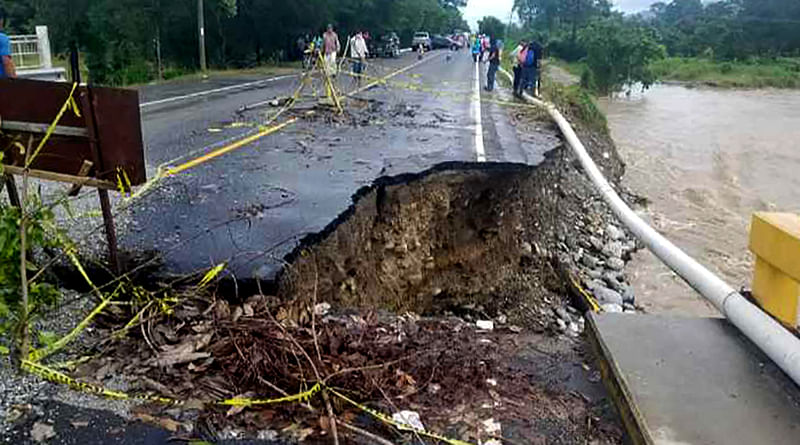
[123,49,558,281]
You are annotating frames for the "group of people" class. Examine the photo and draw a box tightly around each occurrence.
[510,39,541,97]
[473,33,540,97]
[301,24,369,83]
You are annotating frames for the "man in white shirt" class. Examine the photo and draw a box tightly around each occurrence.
[350,31,368,84]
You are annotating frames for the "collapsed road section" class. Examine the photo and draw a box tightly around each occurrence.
[2,54,646,443]
[7,87,644,444]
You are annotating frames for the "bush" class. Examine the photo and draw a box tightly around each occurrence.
[0,193,65,332]
[579,17,666,94]
[580,67,597,91]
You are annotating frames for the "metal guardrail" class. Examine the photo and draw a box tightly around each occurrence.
[10,34,42,69]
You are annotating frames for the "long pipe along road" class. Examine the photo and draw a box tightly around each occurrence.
[497,67,800,387]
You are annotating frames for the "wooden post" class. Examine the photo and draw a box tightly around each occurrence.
[73,46,121,275]
[3,174,21,207]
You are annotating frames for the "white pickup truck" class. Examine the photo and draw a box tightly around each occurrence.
[412,32,431,51]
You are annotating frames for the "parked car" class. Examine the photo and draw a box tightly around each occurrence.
[430,34,457,50]
[373,32,401,58]
[412,32,431,50]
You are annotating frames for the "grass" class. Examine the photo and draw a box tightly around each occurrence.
[548,59,586,78]
[651,57,800,89]
[499,56,607,133]
[551,56,800,89]
[53,56,301,87]
[126,62,302,88]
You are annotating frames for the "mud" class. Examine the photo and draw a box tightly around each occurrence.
[279,99,630,325]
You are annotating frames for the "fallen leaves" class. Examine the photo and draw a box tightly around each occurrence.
[154,332,213,367]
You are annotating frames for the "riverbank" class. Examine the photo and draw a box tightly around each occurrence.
[553,57,800,89]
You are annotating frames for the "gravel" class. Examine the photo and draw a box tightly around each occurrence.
[0,290,137,439]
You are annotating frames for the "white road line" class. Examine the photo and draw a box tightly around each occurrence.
[472,61,486,162]
[139,74,299,109]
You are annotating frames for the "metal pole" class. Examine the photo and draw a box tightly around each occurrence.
[198,0,207,72]
[156,27,163,80]
[70,41,81,84]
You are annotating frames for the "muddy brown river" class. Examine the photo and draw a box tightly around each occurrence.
[601,84,800,317]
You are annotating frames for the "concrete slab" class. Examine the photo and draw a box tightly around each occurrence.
[587,313,800,445]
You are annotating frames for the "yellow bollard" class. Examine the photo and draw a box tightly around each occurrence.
[748,212,800,326]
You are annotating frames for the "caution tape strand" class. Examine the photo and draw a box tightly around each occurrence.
[26,82,81,167]
[21,357,475,444]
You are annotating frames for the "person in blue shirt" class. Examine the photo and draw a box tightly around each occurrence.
[0,6,17,79]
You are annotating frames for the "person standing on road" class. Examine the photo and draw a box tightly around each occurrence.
[510,39,527,97]
[518,41,538,97]
[471,38,481,63]
[323,24,340,77]
[485,39,500,91]
[0,7,17,79]
[350,31,368,84]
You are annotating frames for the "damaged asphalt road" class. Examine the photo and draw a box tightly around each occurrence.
[120,50,562,280]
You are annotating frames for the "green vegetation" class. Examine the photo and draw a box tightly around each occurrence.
[651,57,800,89]
[0,190,69,353]
[2,0,469,86]
[478,16,506,40]
[509,0,800,91]
[579,18,665,93]
[543,82,607,133]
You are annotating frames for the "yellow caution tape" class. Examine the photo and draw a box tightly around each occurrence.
[115,167,133,195]
[341,68,542,112]
[570,276,602,313]
[22,359,176,403]
[218,383,322,407]
[27,82,81,167]
[22,357,474,444]
[28,282,121,363]
[166,117,298,176]
[328,387,475,445]
[197,263,227,289]
[22,358,323,407]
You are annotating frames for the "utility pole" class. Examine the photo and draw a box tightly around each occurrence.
[197,0,207,72]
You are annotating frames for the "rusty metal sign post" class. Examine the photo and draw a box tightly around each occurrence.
[0,53,146,274]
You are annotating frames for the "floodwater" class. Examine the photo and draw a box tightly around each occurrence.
[600,84,800,317]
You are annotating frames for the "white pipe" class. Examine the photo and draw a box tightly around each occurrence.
[499,67,800,386]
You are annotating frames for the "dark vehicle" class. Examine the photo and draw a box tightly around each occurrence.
[431,34,456,50]
[370,32,401,58]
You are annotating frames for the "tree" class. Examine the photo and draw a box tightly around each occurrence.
[579,16,666,94]
[514,0,561,33]
[15,0,470,85]
[478,16,506,39]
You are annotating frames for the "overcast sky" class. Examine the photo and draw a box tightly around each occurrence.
[462,0,656,30]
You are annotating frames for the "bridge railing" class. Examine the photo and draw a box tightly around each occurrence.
[9,26,65,81]
[10,34,42,69]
